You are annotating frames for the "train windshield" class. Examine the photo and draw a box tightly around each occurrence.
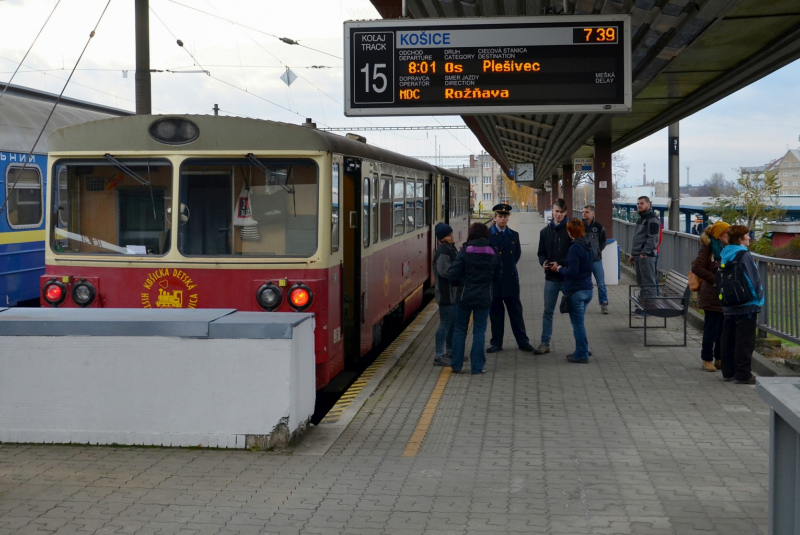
[50,158,173,255]
[178,158,318,258]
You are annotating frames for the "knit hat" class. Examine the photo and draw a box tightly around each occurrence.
[435,222,453,240]
[708,221,731,239]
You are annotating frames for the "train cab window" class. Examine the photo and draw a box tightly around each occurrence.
[179,158,318,257]
[363,177,370,248]
[49,158,172,255]
[5,165,43,229]
[416,180,424,229]
[394,177,405,236]
[380,175,392,241]
[372,174,379,244]
[405,179,415,233]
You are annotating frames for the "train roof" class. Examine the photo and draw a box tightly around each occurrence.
[48,114,441,173]
[0,83,131,154]
[435,166,469,182]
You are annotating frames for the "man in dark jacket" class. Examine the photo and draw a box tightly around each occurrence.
[628,196,661,313]
[433,223,458,367]
[487,203,534,353]
[448,223,501,374]
[534,198,570,354]
[582,205,609,314]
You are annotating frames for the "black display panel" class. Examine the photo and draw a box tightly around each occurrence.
[345,15,631,117]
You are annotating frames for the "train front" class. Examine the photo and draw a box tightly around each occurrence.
[42,115,343,389]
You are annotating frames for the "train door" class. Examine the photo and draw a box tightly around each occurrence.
[342,158,362,367]
[179,172,232,254]
[442,175,450,224]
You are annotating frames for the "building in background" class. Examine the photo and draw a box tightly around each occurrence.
[776,150,800,195]
[447,153,507,212]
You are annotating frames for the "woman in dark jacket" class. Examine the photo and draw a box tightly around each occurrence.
[433,223,458,367]
[690,221,730,372]
[550,219,594,363]
[447,222,501,374]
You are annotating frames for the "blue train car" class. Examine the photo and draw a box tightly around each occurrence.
[0,83,129,305]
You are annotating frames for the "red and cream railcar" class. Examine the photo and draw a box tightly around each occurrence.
[40,115,470,389]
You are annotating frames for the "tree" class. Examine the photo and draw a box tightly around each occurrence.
[681,172,737,197]
[502,175,536,210]
[705,167,782,228]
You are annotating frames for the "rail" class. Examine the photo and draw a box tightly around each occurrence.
[613,218,800,345]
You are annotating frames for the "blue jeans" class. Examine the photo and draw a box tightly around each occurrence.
[568,289,593,360]
[592,260,608,305]
[541,280,564,346]
[451,304,490,374]
[435,304,456,358]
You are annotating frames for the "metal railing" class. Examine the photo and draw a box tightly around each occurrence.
[614,218,800,345]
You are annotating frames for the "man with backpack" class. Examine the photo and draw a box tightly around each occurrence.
[717,225,763,385]
[628,196,661,317]
[582,205,609,314]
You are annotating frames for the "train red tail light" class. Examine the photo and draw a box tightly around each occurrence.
[288,284,313,311]
[71,280,97,307]
[256,283,283,311]
[43,280,67,306]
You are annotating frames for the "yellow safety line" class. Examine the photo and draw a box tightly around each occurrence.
[402,367,452,457]
[319,316,419,425]
[401,316,472,457]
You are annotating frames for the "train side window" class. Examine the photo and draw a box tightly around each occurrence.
[372,174,379,244]
[405,179,415,233]
[332,162,340,253]
[424,179,431,227]
[6,165,43,229]
[380,175,392,241]
[441,181,446,220]
[394,177,405,236]
[416,180,424,229]
[363,177,370,248]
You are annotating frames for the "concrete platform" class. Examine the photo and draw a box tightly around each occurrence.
[0,212,768,535]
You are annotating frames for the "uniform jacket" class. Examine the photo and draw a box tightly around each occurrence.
[447,238,501,309]
[537,217,570,282]
[690,242,722,312]
[558,237,594,294]
[489,224,521,298]
[631,209,661,256]
[433,242,458,306]
[720,245,764,316]
[582,218,607,261]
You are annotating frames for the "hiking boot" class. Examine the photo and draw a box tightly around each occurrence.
[734,376,756,385]
[702,361,717,372]
[567,352,592,359]
[434,355,452,367]
[714,359,722,369]
[533,343,550,355]
[486,345,503,353]
[600,304,609,314]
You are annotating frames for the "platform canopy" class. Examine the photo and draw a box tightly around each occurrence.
[367,0,800,187]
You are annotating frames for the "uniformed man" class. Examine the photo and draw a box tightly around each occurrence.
[487,203,534,353]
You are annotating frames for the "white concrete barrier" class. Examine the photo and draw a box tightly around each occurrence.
[0,309,315,449]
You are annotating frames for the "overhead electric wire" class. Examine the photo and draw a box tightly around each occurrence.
[432,116,479,154]
[0,0,61,104]
[0,1,112,218]
[149,5,308,120]
[166,0,342,60]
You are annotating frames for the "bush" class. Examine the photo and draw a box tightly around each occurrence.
[773,236,800,260]
[750,235,775,257]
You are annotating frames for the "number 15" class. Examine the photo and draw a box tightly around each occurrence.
[360,63,387,93]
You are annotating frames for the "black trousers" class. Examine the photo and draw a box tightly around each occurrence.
[701,310,724,362]
[489,295,529,348]
[720,313,757,381]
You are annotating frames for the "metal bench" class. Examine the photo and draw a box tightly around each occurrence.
[629,269,690,346]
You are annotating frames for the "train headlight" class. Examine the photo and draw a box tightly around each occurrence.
[71,280,97,307]
[256,283,283,311]
[42,280,67,306]
[288,284,313,311]
[149,118,200,145]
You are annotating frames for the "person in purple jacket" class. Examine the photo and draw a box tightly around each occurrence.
[549,219,595,363]
[447,223,501,374]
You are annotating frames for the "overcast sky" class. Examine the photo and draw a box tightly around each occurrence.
[1,0,797,185]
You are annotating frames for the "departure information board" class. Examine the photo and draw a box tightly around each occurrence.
[344,16,631,117]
